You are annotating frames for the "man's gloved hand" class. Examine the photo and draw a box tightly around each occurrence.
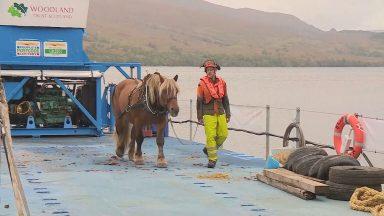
[226,116,231,123]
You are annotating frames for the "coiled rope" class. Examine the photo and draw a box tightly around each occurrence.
[282,122,306,148]
[349,187,384,216]
[16,101,32,115]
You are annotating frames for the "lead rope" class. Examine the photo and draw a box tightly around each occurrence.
[169,117,199,145]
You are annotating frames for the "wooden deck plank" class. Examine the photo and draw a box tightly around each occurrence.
[262,168,328,195]
[256,173,316,200]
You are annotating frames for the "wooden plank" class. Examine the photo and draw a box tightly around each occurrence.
[0,80,30,216]
[302,175,326,184]
[263,168,328,195]
[277,168,326,184]
[256,173,316,200]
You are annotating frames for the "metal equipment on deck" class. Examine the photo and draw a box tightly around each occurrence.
[0,0,141,136]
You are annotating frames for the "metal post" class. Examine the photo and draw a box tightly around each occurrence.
[96,77,102,136]
[109,85,116,133]
[266,105,270,159]
[356,114,373,167]
[296,107,301,147]
[130,66,134,78]
[137,66,142,79]
[189,99,192,142]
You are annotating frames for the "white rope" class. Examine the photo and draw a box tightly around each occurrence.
[169,117,199,145]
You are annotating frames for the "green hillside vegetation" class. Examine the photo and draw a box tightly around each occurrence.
[84,0,384,67]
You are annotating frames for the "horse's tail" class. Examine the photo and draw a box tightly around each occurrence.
[113,118,133,158]
[112,130,119,144]
[126,122,133,152]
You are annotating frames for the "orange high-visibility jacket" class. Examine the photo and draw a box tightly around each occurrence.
[196,75,230,120]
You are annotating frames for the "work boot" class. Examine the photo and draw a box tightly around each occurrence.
[207,160,216,168]
[202,147,208,156]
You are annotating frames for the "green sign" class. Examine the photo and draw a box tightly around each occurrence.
[44,41,67,57]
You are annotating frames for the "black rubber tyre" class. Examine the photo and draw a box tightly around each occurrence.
[326,181,382,201]
[293,155,324,176]
[285,147,328,171]
[316,155,360,180]
[283,123,306,148]
[329,166,384,185]
[308,155,339,178]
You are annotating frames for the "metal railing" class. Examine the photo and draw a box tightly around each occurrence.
[169,99,383,167]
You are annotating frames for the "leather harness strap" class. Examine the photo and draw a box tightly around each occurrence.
[118,82,169,119]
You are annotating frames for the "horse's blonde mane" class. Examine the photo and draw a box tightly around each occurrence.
[144,73,179,105]
[145,74,161,104]
[160,78,179,100]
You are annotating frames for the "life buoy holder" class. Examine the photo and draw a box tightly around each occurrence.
[334,114,364,158]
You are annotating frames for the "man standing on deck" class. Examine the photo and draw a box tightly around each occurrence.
[196,59,231,168]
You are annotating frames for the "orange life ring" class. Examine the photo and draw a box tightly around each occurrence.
[334,114,364,158]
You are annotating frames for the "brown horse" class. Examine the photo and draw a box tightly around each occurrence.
[112,72,180,168]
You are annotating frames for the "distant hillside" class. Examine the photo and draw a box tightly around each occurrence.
[84,0,384,66]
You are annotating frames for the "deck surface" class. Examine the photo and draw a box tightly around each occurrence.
[0,136,369,216]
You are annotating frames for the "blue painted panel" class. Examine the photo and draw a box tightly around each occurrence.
[0,26,89,68]
[11,128,101,136]
[4,81,23,100]
[150,119,169,137]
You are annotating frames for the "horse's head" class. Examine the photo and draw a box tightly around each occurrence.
[159,74,180,117]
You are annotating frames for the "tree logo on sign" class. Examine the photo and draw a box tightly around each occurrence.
[8,3,28,17]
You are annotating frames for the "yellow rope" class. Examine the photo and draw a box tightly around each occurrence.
[349,187,384,216]
[372,204,384,216]
[16,101,32,115]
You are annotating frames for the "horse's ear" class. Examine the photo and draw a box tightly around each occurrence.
[154,72,164,83]
[173,75,178,82]
[159,74,165,83]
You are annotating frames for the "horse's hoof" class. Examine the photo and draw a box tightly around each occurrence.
[134,159,144,165]
[156,161,168,168]
[128,155,135,161]
[115,150,124,158]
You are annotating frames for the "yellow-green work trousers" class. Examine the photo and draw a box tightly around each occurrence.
[203,114,228,161]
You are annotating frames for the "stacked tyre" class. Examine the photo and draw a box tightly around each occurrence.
[308,155,338,178]
[314,155,360,180]
[285,146,328,173]
[285,147,361,181]
[326,166,384,201]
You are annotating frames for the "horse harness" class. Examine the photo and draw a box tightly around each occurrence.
[118,81,169,119]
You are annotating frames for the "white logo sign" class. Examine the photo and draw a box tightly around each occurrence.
[0,0,90,28]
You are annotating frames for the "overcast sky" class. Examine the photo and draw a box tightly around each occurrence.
[205,0,384,31]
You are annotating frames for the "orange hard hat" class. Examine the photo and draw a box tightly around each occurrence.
[201,59,221,70]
